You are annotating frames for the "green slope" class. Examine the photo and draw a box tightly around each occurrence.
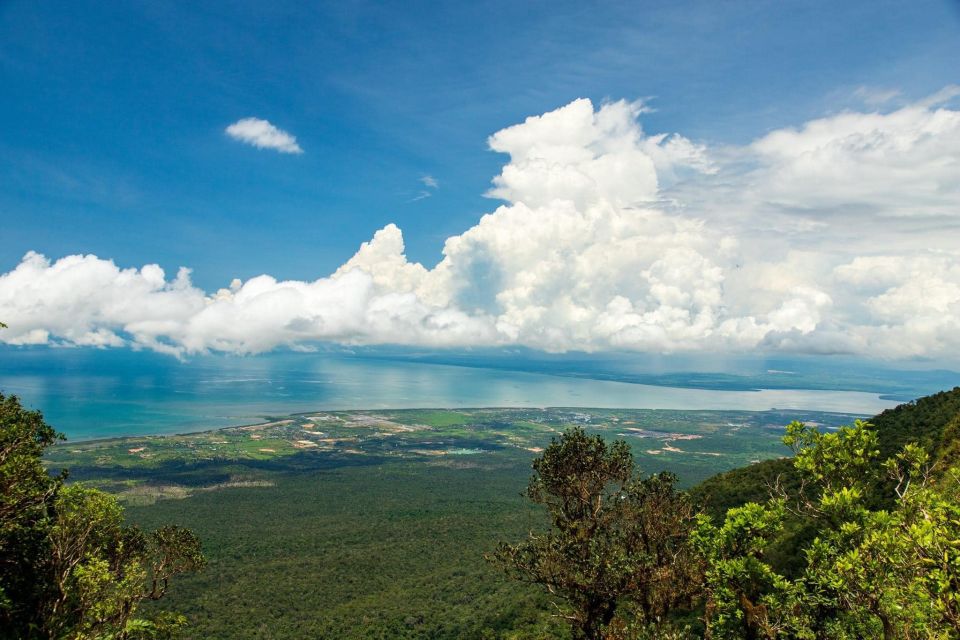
[691,386,960,520]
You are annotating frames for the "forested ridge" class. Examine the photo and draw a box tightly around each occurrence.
[691,386,960,519]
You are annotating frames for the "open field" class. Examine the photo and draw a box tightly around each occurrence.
[46,407,865,502]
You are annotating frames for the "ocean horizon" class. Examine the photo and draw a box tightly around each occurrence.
[0,347,900,441]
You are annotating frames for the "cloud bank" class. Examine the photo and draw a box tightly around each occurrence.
[3,91,960,360]
[225,117,303,154]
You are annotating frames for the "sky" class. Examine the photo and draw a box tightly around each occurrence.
[1,0,959,363]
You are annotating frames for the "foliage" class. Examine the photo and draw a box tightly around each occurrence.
[45,406,823,639]
[695,417,960,639]
[693,501,802,639]
[128,459,565,639]
[491,428,700,640]
[692,387,960,521]
[0,393,204,640]
[23,392,960,639]
[1,392,65,634]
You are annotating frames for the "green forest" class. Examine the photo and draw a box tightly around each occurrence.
[2,389,960,638]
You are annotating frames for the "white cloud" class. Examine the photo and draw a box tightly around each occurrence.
[745,94,960,219]
[410,175,439,201]
[3,92,960,360]
[225,117,303,154]
[852,86,901,107]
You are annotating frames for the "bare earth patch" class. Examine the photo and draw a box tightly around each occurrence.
[237,419,294,432]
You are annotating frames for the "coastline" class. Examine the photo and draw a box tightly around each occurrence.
[49,403,880,446]
[43,406,873,506]
[2,349,907,442]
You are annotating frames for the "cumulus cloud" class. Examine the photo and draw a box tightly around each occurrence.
[3,92,960,360]
[745,90,960,219]
[225,117,303,154]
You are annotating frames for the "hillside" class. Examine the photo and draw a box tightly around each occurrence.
[691,386,960,520]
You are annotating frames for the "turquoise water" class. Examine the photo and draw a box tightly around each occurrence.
[0,348,897,441]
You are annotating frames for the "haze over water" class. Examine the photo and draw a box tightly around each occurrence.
[0,348,897,441]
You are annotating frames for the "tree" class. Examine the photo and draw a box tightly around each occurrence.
[695,419,960,639]
[0,392,64,632]
[692,501,803,639]
[491,428,700,640]
[0,392,205,639]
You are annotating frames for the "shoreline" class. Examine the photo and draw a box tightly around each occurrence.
[3,350,916,441]
[43,406,874,503]
[54,404,873,446]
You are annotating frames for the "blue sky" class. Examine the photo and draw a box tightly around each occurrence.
[1,0,959,362]
[2,0,957,285]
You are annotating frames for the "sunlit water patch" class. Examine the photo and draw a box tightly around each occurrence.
[0,348,897,440]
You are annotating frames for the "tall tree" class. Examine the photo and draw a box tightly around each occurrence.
[491,427,700,640]
[0,392,65,633]
[0,393,205,639]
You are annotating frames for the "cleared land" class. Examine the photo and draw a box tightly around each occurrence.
[46,407,864,502]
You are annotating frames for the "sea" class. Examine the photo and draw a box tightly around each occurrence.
[0,347,901,441]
